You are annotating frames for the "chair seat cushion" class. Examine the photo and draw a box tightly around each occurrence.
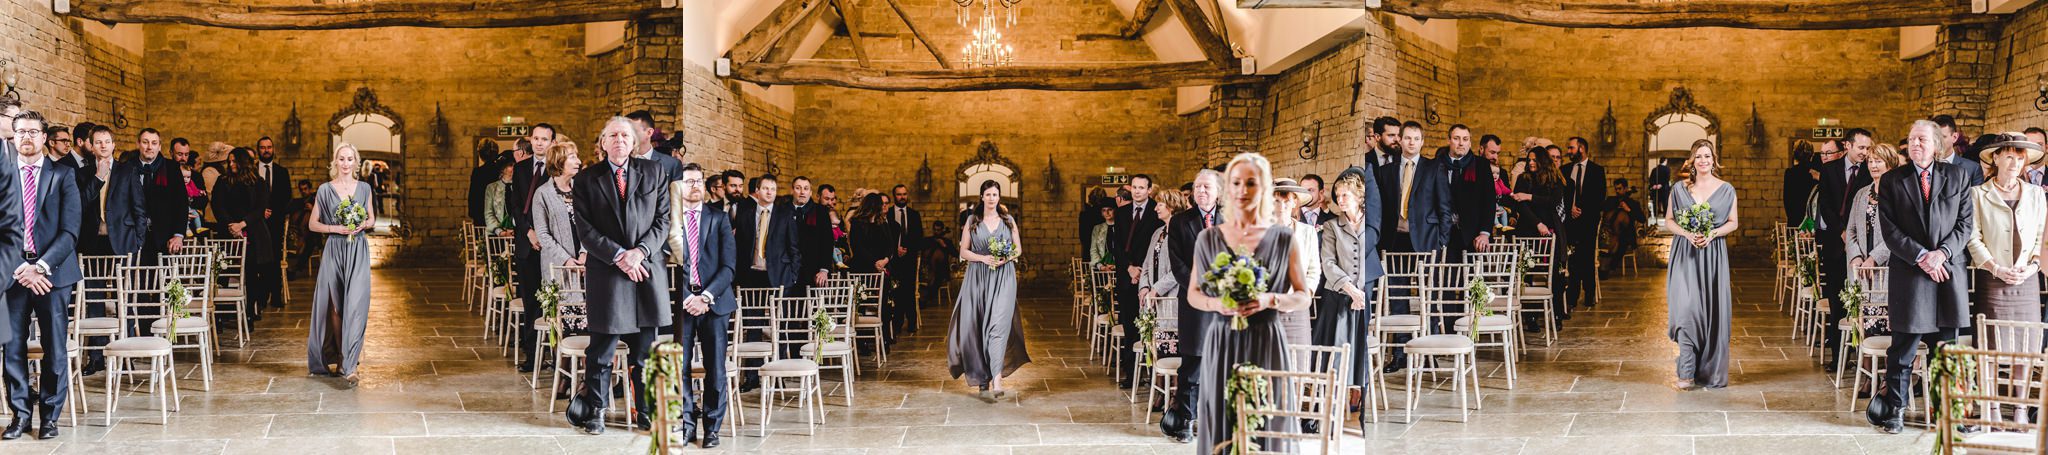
[149,317,211,333]
[1154,356,1182,372]
[762,359,820,376]
[1858,336,1892,354]
[106,337,173,356]
[1377,315,1423,328]
[733,341,774,354]
[800,341,853,355]
[215,289,244,298]
[1405,334,1476,354]
[558,335,591,352]
[75,318,120,331]
[1453,315,1517,331]
[1521,286,1551,297]
[855,315,882,326]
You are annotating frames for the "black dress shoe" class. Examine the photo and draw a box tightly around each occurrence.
[701,433,721,448]
[516,363,534,373]
[565,395,599,434]
[1865,396,1902,433]
[35,423,56,440]
[2,418,28,440]
[679,426,698,444]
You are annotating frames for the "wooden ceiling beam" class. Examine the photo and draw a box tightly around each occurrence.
[1234,0,1998,29]
[1119,0,1166,39]
[1165,0,1238,69]
[730,61,1261,91]
[830,0,872,68]
[882,0,953,69]
[69,0,676,30]
[729,0,830,64]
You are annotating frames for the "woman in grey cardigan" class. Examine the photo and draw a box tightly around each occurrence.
[1138,189,1188,328]
[530,143,588,343]
[1843,144,1897,284]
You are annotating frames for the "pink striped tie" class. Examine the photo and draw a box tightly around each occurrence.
[685,209,701,287]
[21,165,35,254]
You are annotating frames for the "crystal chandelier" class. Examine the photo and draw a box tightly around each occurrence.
[956,0,1020,68]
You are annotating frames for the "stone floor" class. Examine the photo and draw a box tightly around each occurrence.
[0,265,1939,454]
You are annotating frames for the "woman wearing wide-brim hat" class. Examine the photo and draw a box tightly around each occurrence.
[1965,132,2048,349]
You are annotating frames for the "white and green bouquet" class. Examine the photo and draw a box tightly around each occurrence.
[1200,249,1270,331]
[987,236,1019,270]
[1222,363,1274,455]
[1134,308,1159,366]
[1466,277,1495,341]
[1676,202,1715,237]
[811,307,836,360]
[333,196,369,243]
[165,279,190,335]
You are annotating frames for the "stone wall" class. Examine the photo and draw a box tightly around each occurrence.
[1,2,144,136]
[143,24,605,263]
[1457,21,1914,258]
[1987,3,2048,133]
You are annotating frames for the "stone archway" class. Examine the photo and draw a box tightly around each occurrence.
[329,87,407,236]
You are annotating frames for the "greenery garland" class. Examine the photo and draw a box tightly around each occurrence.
[1927,341,1975,455]
[1838,279,1865,345]
[1221,363,1273,455]
[165,279,190,336]
[812,307,837,360]
[535,280,562,347]
[642,342,688,455]
[1466,277,1495,342]
[490,255,511,287]
[1797,255,1821,303]
[1134,307,1158,367]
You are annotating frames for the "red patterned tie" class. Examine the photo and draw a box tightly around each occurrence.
[1920,169,1931,203]
[615,164,628,198]
[21,165,36,254]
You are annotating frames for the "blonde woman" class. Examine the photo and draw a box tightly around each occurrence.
[1965,133,2048,343]
[1661,139,1739,390]
[307,143,376,387]
[1185,153,1311,454]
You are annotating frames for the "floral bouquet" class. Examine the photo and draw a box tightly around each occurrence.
[1134,308,1159,366]
[1838,279,1866,345]
[1222,363,1274,455]
[489,255,511,287]
[1676,202,1715,237]
[1200,249,1269,331]
[1465,277,1496,342]
[987,237,1019,270]
[1928,342,1976,455]
[811,307,836,360]
[1798,255,1821,302]
[334,196,369,243]
[642,342,688,455]
[537,280,563,347]
[165,279,190,335]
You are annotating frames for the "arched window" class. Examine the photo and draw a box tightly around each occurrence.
[328,88,407,236]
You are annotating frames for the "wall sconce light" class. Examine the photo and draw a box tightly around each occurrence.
[914,154,935,197]
[110,99,128,129]
[429,103,451,153]
[1596,101,1618,153]
[282,103,303,155]
[0,58,18,99]
[1422,94,1442,125]
[1041,155,1063,196]
[2035,74,2048,112]
[1745,103,1767,149]
[1297,119,1321,160]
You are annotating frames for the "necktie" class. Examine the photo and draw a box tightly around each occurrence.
[1399,160,1414,231]
[685,209,701,287]
[755,205,771,268]
[1570,163,1584,215]
[1202,208,1215,226]
[615,164,628,198]
[1920,169,1931,203]
[22,165,37,254]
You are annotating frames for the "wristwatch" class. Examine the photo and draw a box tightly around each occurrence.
[34,262,49,276]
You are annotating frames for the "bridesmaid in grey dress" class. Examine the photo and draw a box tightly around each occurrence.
[1187,154,1313,454]
[307,143,376,387]
[1661,140,1739,390]
[947,180,1030,401]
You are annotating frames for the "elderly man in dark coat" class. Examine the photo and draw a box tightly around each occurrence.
[565,118,672,436]
[1869,120,1974,434]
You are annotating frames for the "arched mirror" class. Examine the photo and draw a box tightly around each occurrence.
[329,87,406,236]
[1642,87,1719,219]
[957,140,1021,206]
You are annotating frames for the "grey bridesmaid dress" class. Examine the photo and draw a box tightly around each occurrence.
[947,215,1031,389]
[308,182,374,376]
[1666,181,1735,389]
[1194,226,1297,454]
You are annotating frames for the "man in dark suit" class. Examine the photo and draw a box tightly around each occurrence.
[789,176,834,290]
[72,125,136,376]
[44,127,77,169]
[1363,117,1401,169]
[1439,124,1497,261]
[5,111,78,439]
[1869,120,1977,435]
[1112,174,1163,385]
[565,120,671,436]
[1297,174,1335,226]
[886,184,923,341]
[1561,136,1606,310]
[254,137,294,314]
[1378,121,1454,360]
[508,124,557,373]
[732,175,799,292]
[466,140,502,227]
[1817,128,1874,370]
[664,163,734,448]
[1159,168,1220,443]
[1647,160,1671,218]
[135,129,188,268]
[626,111,685,183]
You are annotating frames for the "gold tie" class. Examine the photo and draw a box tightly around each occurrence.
[1398,160,1414,231]
[755,206,771,268]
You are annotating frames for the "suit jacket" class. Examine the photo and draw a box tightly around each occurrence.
[508,157,548,258]
[1817,158,1872,233]
[1783,166,1817,223]
[847,218,899,274]
[792,202,835,283]
[1167,206,1220,351]
[572,158,673,334]
[1944,155,1986,187]
[15,159,81,288]
[260,161,296,235]
[1442,153,1498,248]
[1376,155,1454,251]
[1321,167,1385,291]
[1113,201,1164,282]
[731,198,800,286]
[640,152,685,184]
[1564,160,1607,232]
[0,153,18,295]
[1877,161,1973,333]
[468,164,498,226]
[890,205,924,257]
[530,181,581,273]
[78,158,146,255]
[136,157,189,249]
[665,195,737,317]
[1298,208,1336,227]
[53,154,81,169]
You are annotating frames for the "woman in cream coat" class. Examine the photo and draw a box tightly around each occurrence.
[1964,133,2048,340]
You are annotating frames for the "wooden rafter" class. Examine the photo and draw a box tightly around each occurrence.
[1119,0,1165,38]
[883,0,953,69]
[1234,0,1999,30]
[1165,0,1236,69]
[728,0,830,64]
[831,0,872,68]
[69,0,676,30]
[730,61,1260,91]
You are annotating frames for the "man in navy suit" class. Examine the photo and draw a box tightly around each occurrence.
[1377,121,1453,369]
[73,125,139,376]
[731,175,799,292]
[566,119,671,436]
[1561,136,1607,311]
[5,111,78,439]
[1159,168,1221,443]
[134,128,187,267]
[665,163,735,448]
[508,124,556,373]
[626,111,685,183]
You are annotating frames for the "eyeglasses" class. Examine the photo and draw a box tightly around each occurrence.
[14,129,41,137]
[681,178,705,185]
